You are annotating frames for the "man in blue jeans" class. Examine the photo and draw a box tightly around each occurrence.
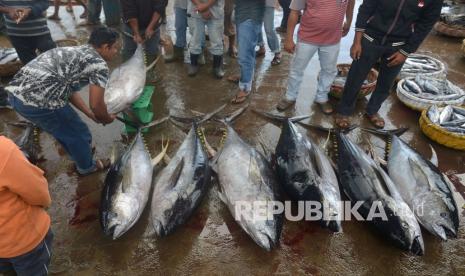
[187,0,225,78]
[256,0,282,66]
[231,0,265,104]
[6,27,119,175]
[121,0,168,83]
[165,0,188,63]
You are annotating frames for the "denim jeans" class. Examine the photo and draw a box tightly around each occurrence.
[0,228,53,276]
[174,7,188,48]
[9,34,56,64]
[237,19,262,92]
[258,6,281,53]
[188,17,224,56]
[122,24,161,60]
[336,36,405,116]
[286,41,340,103]
[9,95,96,174]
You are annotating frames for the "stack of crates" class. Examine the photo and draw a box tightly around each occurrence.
[123,85,155,134]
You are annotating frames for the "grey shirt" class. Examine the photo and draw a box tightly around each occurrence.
[290,0,306,10]
[266,0,275,7]
[235,0,265,24]
[174,0,188,9]
[188,0,225,20]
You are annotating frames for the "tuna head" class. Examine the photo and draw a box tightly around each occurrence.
[413,192,458,240]
[105,195,142,240]
[241,218,281,251]
[378,198,425,256]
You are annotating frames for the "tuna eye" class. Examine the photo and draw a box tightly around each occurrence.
[401,222,408,229]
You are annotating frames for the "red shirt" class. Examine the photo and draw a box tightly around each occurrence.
[291,0,349,45]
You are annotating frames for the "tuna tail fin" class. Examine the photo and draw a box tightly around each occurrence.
[170,104,227,125]
[141,116,170,129]
[360,127,409,137]
[214,104,250,125]
[145,55,161,72]
[7,121,34,129]
[297,122,358,134]
[252,110,310,123]
[115,115,169,130]
[199,104,227,124]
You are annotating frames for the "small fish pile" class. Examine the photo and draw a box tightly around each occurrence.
[401,76,464,101]
[427,105,465,135]
[401,55,442,75]
[0,48,19,65]
[440,13,465,26]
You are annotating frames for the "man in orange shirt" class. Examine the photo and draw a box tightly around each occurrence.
[0,136,53,276]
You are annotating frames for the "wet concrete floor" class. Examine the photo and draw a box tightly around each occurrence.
[0,1,465,275]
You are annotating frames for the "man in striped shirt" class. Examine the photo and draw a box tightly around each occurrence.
[0,0,56,64]
[276,0,355,113]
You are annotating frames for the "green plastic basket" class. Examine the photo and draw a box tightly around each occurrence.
[124,86,155,133]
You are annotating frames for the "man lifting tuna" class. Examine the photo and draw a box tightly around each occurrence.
[6,27,119,175]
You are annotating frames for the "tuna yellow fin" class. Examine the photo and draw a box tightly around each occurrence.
[152,137,169,167]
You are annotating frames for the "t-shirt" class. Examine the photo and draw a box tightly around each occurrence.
[188,0,225,20]
[290,0,349,45]
[0,136,51,258]
[174,0,188,9]
[1,0,50,37]
[121,0,168,29]
[235,0,265,24]
[266,0,275,7]
[6,45,109,110]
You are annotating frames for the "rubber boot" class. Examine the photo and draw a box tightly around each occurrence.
[188,54,199,77]
[213,55,225,79]
[164,46,184,63]
[146,54,160,84]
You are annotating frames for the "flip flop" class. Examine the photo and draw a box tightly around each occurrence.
[227,75,240,84]
[228,48,238,58]
[271,54,281,66]
[231,91,250,104]
[78,158,111,176]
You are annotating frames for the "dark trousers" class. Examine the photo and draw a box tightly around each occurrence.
[0,228,53,276]
[9,34,56,64]
[336,36,405,116]
[0,86,7,105]
[278,0,291,28]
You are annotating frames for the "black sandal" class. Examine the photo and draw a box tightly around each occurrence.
[271,54,281,65]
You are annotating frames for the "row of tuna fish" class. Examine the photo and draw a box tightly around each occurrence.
[428,105,465,135]
[99,106,460,256]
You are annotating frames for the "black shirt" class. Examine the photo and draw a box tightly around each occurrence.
[120,0,168,29]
